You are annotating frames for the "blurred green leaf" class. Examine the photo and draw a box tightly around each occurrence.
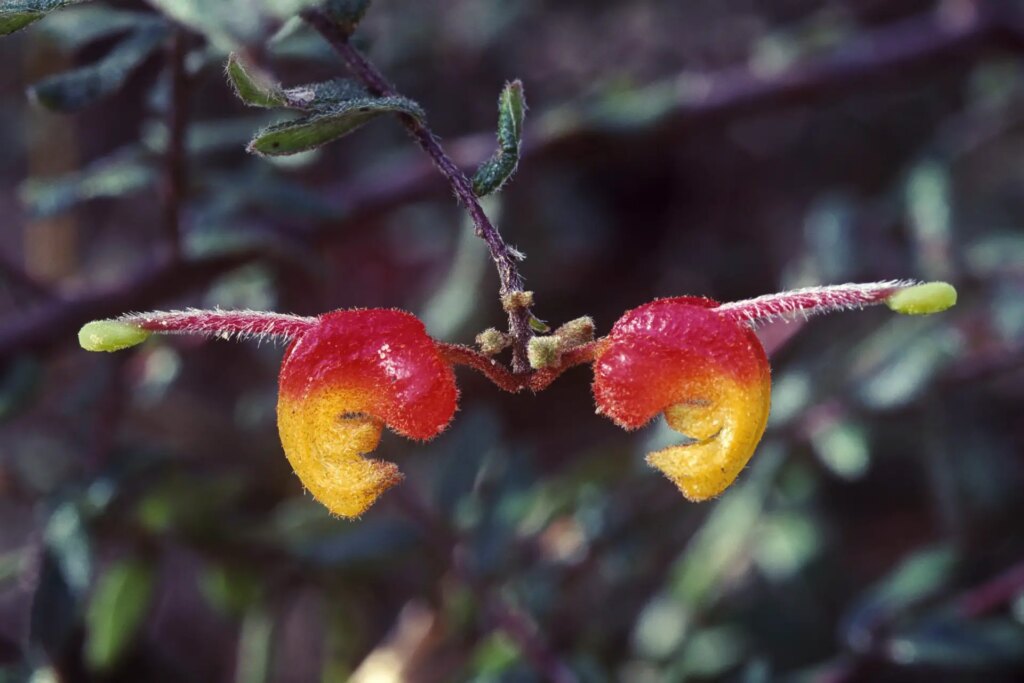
[236,607,274,683]
[29,504,92,660]
[887,617,1024,669]
[199,564,263,617]
[0,0,83,36]
[36,6,162,49]
[226,52,287,108]
[247,96,423,156]
[843,546,957,653]
[473,80,526,196]
[147,0,315,52]
[19,148,155,217]
[29,24,168,112]
[84,559,155,672]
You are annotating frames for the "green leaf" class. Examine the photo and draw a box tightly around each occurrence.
[225,52,286,108]
[84,560,155,672]
[148,0,316,52]
[0,0,83,36]
[472,80,526,196]
[247,96,424,156]
[36,6,162,50]
[29,24,168,112]
[322,0,372,36]
[282,78,367,109]
[19,148,155,217]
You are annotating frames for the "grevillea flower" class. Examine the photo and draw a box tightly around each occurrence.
[590,280,957,501]
[81,308,458,518]
[276,309,457,517]
[78,280,955,516]
[592,296,771,501]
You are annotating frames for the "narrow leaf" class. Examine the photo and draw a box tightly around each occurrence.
[472,80,526,196]
[226,52,286,108]
[282,78,367,109]
[0,0,83,36]
[29,24,168,112]
[37,6,162,50]
[19,148,156,217]
[84,560,155,672]
[247,96,424,157]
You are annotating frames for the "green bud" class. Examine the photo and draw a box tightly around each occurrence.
[79,320,150,352]
[886,282,957,315]
[527,336,562,370]
[554,316,595,348]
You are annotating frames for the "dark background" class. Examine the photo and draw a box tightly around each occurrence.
[1,1,1024,681]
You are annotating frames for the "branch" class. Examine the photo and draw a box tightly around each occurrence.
[439,341,601,394]
[301,9,536,373]
[0,250,270,361]
[314,5,1024,220]
[161,29,189,258]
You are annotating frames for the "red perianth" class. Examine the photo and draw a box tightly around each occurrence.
[279,309,458,440]
[593,297,769,429]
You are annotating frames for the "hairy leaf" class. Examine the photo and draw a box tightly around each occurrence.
[226,52,287,108]
[29,24,168,112]
[84,560,155,672]
[473,80,526,196]
[0,0,83,36]
[248,96,424,156]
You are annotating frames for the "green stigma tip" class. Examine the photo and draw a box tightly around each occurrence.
[886,282,957,315]
[78,320,151,352]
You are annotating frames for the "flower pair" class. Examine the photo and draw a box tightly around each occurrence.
[79,281,957,518]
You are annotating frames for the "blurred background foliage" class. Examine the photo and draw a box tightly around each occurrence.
[1,0,1024,681]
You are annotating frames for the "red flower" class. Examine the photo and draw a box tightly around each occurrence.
[277,309,458,517]
[592,297,771,501]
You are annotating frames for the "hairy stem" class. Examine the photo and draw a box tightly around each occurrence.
[439,341,602,393]
[716,280,914,326]
[301,9,535,373]
[121,309,317,341]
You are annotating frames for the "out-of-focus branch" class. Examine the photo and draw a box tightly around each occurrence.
[301,8,536,373]
[161,29,189,258]
[0,250,268,361]
[318,5,1024,216]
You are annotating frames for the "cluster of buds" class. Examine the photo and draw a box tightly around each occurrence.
[79,281,956,518]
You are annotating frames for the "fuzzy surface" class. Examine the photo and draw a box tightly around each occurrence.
[593,297,771,501]
[276,308,458,516]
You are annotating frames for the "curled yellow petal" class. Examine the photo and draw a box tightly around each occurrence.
[277,387,402,518]
[647,372,772,501]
